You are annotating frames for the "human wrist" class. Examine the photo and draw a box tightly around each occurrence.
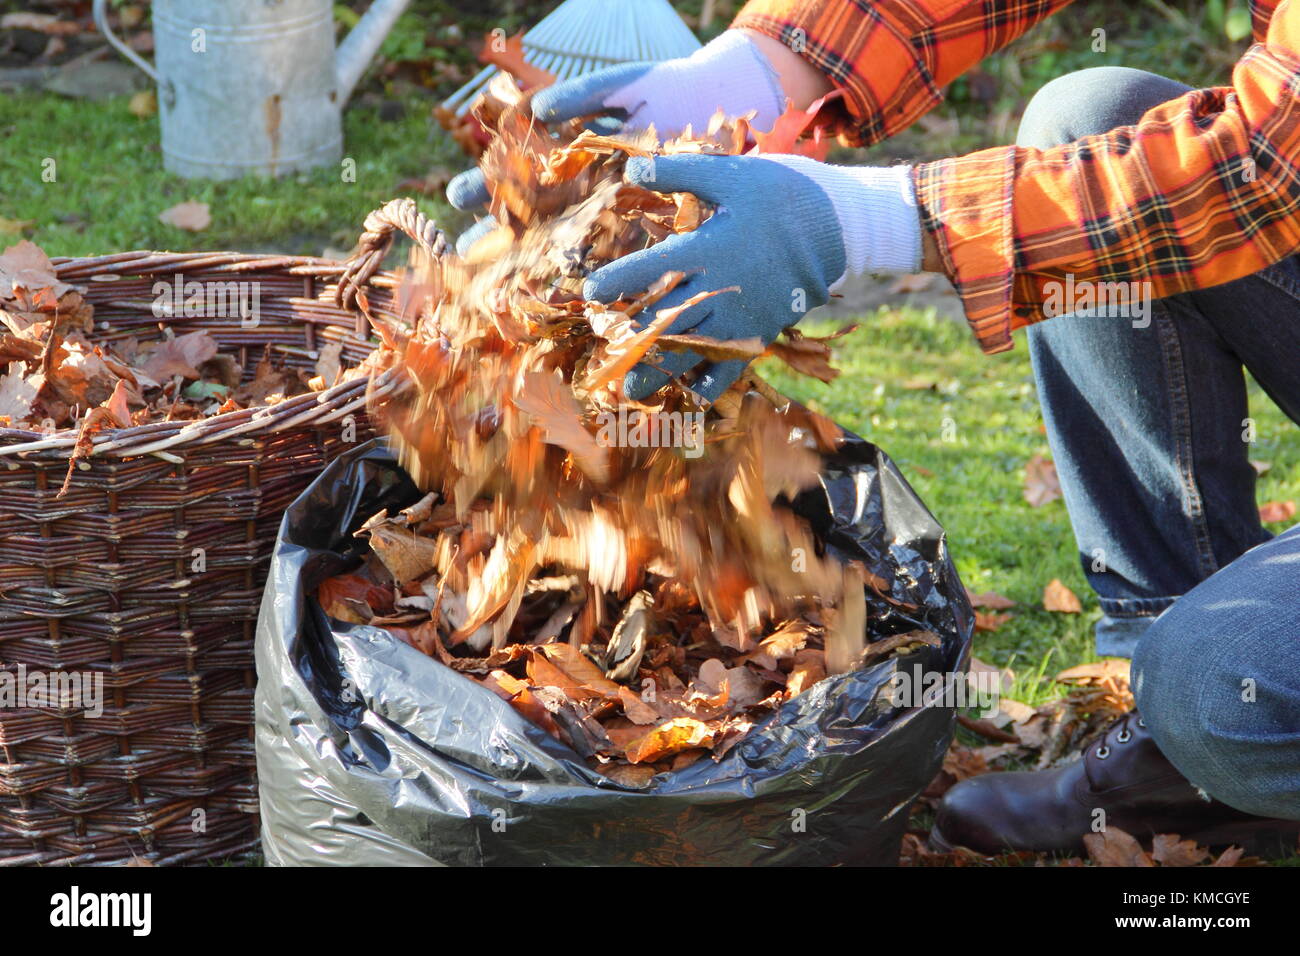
[763,157,922,283]
[739,29,834,114]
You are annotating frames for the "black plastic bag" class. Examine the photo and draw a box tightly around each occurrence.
[255,436,973,866]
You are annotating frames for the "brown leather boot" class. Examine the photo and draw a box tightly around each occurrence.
[931,713,1300,858]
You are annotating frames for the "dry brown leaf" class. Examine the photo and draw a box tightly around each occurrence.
[318,572,392,625]
[315,341,343,387]
[0,239,73,299]
[513,369,609,482]
[1084,827,1154,867]
[1023,454,1062,508]
[1212,846,1246,867]
[1,12,82,34]
[478,30,556,91]
[158,201,211,232]
[624,717,719,764]
[966,588,1016,610]
[1055,659,1130,685]
[1043,578,1083,614]
[1259,500,1297,524]
[974,611,1012,633]
[1151,833,1211,867]
[0,363,37,422]
[140,331,218,382]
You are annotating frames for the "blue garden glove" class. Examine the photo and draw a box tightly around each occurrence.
[584,152,923,403]
[446,31,786,254]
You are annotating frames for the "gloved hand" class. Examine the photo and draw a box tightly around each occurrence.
[446,31,786,253]
[583,152,923,402]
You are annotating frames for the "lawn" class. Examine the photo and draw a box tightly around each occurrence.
[761,312,1300,705]
[2,0,1297,706]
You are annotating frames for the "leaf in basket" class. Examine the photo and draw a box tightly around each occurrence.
[0,361,37,423]
[42,335,121,410]
[158,201,211,232]
[0,240,73,300]
[57,388,136,496]
[0,333,44,366]
[315,341,343,387]
[235,352,291,405]
[103,379,133,428]
[140,331,219,382]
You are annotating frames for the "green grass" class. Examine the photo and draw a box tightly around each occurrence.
[0,89,466,257]
[760,310,1300,705]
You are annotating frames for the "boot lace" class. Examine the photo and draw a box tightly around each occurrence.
[1093,711,1144,760]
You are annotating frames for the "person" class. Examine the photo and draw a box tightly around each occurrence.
[447,1,1300,857]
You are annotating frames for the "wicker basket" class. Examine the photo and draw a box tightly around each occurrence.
[0,200,440,866]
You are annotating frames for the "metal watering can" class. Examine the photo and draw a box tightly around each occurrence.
[93,0,411,179]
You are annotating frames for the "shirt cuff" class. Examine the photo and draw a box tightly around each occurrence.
[732,2,944,147]
[913,147,1021,354]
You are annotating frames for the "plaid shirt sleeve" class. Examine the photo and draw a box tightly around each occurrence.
[915,0,1300,351]
[732,0,1077,146]
[735,1,1300,355]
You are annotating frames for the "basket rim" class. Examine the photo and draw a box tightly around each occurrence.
[1,249,403,463]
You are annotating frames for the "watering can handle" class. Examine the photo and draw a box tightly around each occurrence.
[91,0,161,85]
[336,198,447,314]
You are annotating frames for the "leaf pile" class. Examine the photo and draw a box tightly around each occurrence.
[0,240,353,492]
[322,73,896,781]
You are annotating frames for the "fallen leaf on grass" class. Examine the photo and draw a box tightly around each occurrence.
[158,201,211,232]
[922,744,989,800]
[1212,846,1250,867]
[1024,454,1062,507]
[1151,833,1210,867]
[129,89,157,118]
[1259,500,1296,524]
[968,656,1014,693]
[974,611,1012,632]
[1055,659,1130,685]
[1084,827,1154,867]
[966,588,1016,610]
[1043,578,1083,613]
[1,13,82,34]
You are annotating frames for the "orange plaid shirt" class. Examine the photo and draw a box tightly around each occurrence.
[734,0,1300,352]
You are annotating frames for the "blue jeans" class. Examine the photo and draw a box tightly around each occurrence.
[1018,68,1300,819]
